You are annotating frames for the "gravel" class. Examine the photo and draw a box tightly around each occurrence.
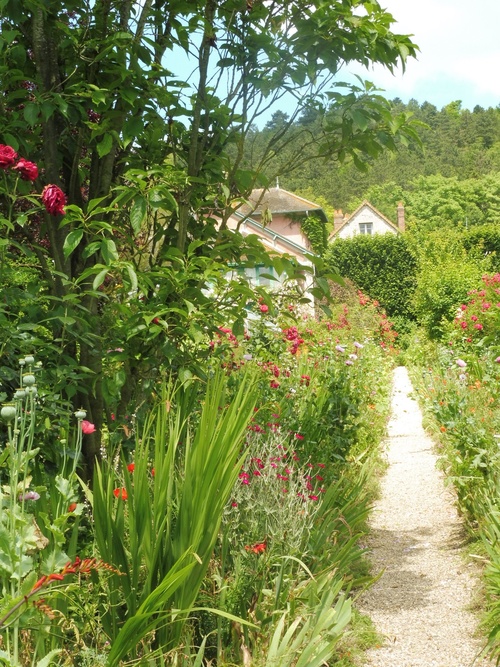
[358,365,493,667]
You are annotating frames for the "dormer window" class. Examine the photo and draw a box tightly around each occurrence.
[359,222,373,235]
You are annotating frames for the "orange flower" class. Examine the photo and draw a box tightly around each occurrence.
[244,541,267,554]
[113,487,128,500]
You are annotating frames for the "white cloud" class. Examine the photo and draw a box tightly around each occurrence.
[346,0,500,108]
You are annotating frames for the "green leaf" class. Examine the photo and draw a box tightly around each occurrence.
[125,264,138,292]
[93,268,109,290]
[23,103,39,127]
[63,229,84,259]
[36,648,63,667]
[130,196,147,235]
[101,239,119,263]
[97,133,113,158]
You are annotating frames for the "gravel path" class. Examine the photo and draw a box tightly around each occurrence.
[359,365,493,667]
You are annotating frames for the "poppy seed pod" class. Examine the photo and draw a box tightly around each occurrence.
[1,404,16,421]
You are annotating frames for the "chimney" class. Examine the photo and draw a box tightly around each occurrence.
[333,209,344,234]
[397,201,405,232]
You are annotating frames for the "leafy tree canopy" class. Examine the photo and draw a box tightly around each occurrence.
[0,0,420,469]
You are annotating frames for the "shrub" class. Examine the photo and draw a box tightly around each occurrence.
[325,234,417,321]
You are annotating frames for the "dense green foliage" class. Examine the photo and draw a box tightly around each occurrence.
[256,100,500,211]
[0,0,419,471]
[325,234,417,321]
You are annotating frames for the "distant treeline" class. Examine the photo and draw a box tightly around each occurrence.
[247,99,500,217]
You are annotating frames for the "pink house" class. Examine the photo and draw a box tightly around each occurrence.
[225,186,327,301]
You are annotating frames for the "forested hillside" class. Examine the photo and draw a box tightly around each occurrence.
[247,99,500,224]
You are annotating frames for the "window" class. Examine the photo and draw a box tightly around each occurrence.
[359,222,373,235]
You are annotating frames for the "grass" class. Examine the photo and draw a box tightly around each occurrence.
[330,608,383,666]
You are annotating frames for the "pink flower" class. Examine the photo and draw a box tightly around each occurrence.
[495,357,500,363]
[41,184,66,216]
[0,144,18,169]
[455,359,467,368]
[295,433,304,440]
[259,304,269,313]
[81,420,96,434]
[474,323,483,330]
[13,159,38,181]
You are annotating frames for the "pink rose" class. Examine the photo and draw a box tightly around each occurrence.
[41,184,66,216]
[0,144,18,169]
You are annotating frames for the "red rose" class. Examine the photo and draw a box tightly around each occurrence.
[41,184,66,216]
[0,144,18,169]
[13,159,39,181]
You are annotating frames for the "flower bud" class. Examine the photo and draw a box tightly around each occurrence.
[74,409,87,420]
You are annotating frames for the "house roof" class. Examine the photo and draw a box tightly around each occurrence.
[231,211,315,263]
[329,200,399,239]
[240,187,328,222]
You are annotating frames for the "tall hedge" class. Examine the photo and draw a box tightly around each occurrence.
[324,233,417,321]
[462,225,500,271]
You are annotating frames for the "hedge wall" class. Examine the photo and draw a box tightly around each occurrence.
[324,234,418,321]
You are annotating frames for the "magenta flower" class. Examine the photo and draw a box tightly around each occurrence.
[41,184,66,216]
[0,144,18,169]
[13,159,39,181]
[81,420,96,434]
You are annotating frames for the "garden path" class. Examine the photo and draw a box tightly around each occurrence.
[359,365,493,667]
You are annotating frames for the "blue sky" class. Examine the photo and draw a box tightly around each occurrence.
[347,0,500,110]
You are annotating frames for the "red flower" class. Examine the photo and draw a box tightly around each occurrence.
[41,184,66,216]
[295,433,304,440]
[81,420,96,434]
[13,159,38,181]
[0,144,18,169]
[113,487,128,500]
[68,502,77,512]
[245,541,266,554]
[127,463,135,472]
[259,304,269,313]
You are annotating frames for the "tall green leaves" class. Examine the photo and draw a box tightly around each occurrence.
[90,368,258,661]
